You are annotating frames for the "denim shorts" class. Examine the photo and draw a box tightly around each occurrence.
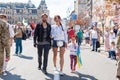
[85,37,90,40]
[52,40,65,48]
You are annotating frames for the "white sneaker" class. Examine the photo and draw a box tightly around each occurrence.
[3,72,7,76]
[59,71,64,76]
[18,54,22,57]
[54,67,57,71]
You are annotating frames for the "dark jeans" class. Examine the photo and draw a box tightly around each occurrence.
[92,38,97,51]
[78,38,82,46]
[108,51,116,59]
[37,44,50,71]
[15,38,22,54]
[70,55,77,70]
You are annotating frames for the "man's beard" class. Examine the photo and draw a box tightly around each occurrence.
[43,20,46,22]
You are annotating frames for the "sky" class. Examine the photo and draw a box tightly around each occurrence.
[0,0,74,18]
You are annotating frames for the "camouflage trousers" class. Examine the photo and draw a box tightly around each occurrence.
[117,57,120,76]
[0,45,4,74]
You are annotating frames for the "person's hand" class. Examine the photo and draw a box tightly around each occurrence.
[34,43,37,47]
[6,56,10,62]
[50,35,53,38]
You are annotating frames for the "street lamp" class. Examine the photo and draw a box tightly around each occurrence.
[89,0,93,28]
[101,8,105,43]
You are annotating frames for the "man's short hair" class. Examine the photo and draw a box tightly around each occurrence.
[41,13,48,18]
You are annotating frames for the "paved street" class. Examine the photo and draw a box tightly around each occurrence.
[0,39,117,80]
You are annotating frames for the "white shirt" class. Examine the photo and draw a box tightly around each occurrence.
[68,43,78,55]
[51,24,68,43]
[7,23,15,38]
[110,46,116,51]
[91,30,98,39]
[109,33,115,40]
[85,31,90,38]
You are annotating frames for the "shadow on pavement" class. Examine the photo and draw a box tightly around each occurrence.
[20,55,33,60]
[8,67,16,72]
[0,71,25,80]
[45,73,54,80]
[60,71,98,80]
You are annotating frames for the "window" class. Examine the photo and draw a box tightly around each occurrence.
[32,10,37,14]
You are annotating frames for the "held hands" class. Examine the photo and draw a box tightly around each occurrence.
[34,43,37,47]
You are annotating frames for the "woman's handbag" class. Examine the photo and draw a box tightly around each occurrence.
[56,41,64,47]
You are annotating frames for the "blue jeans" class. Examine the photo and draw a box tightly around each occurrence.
[109,51,116,59]
[78,38,82,46]
[15,38,22,54]
[92,38,97,51]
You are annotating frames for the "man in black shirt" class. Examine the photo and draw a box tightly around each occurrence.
[34,14,51,74]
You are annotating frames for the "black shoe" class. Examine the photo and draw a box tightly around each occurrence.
[91,50,94,51]
[38,65,41,70]
[117,76,120,79]
[42,70,48,75]
[38,67,41,70]
[98,50,100,53]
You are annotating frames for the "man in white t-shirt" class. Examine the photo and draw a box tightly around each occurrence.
[90,26,98,51]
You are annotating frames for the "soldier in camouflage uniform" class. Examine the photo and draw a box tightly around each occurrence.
[0,15,10,74]
[0,14,14,72]
[116,25,120,79]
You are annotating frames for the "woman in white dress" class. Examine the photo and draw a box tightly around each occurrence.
[104,27,110,51]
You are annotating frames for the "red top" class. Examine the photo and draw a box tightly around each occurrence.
[31,21,36,29]
[68,29,75,39]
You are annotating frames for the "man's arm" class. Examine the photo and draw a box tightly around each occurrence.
[33,24,39,47]
[1,21,10,59]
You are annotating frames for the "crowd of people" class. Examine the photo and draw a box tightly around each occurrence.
[67,23,120,79]
[0,13,120,79]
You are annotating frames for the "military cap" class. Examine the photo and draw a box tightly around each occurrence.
[0,14,7,18]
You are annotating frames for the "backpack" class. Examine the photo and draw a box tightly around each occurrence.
[22,31,27,40]
[20,28,27,40]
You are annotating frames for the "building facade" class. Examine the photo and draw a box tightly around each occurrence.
[74,0,88,15]
[0,0,49,24]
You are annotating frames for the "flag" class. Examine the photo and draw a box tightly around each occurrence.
[76,46,82,68]
[22,18,28,26]
[71,13,77,20]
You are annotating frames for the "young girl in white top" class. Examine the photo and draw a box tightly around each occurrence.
[108,41,116,60]
[68,35,78,72]
[109,30,115,46]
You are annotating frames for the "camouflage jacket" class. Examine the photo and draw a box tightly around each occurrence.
[116,29,120,49]
[0,19,10,56]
